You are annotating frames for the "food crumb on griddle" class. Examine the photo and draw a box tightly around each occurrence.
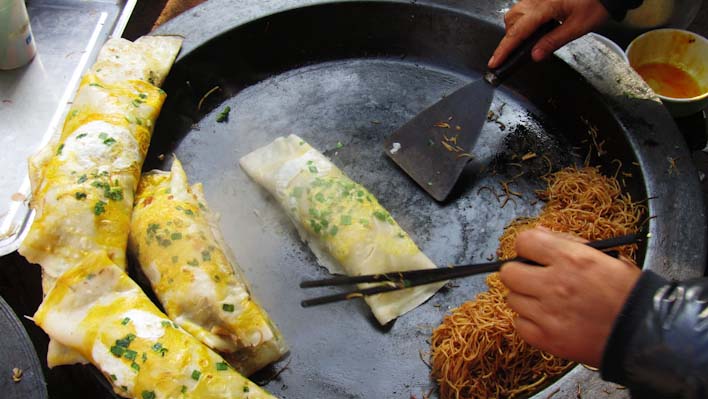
[12,367,22,383]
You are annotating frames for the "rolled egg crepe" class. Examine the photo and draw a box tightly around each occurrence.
[18,35,182,366]
[19,35,182,292]
[33,252,276,399]
[240,135,444,325]
[130,158,287,376]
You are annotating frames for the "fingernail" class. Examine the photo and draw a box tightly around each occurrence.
[536,225,551,232]
[531,48,544,61]
[488,56,496,68]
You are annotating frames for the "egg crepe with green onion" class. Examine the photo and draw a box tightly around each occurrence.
[130,158,287,376]
[18,35,182,366]
[33,252,277,399]
[19,35,182,292]
[240,135,444,325]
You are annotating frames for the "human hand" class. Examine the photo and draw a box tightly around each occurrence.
[499,228,641,367]
[488,0,609,69]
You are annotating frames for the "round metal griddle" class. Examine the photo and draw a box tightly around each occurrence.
[143,0,708,398]
[0,293,47,399]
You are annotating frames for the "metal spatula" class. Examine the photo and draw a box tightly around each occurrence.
[384,21,559,202]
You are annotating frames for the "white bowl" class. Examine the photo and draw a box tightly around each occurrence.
[626,28,708,117]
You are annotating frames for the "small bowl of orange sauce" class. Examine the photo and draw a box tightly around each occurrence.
[626,28,708,117]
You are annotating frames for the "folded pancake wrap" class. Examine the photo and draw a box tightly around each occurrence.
[240,135,444,325]
[130,158,287,376]
[18,35,182,366]
[33,252,277,399]
[20,35,182,292]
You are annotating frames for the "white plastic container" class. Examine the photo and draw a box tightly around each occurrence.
[626,28,708,117]
[0,0,36,70]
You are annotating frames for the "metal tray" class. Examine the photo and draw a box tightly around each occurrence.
[0,0,136,256]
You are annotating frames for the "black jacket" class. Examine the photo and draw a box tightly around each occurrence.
[597,0,644,20]
[601,271,708,398]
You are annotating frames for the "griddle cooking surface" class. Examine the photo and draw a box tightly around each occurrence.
[140,1,702,397]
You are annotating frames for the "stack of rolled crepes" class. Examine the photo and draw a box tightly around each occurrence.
[19,35,285,398]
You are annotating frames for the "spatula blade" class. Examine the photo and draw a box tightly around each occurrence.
[384,79,494,201]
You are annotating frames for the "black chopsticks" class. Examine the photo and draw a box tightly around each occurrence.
[300,233,641,307]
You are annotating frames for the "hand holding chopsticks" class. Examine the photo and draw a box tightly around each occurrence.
[300,233,641,307]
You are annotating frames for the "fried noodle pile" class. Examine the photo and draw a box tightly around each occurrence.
[430,166,645,399]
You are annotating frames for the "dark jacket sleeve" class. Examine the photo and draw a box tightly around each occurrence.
[597,0,644,20]
[600,270,708,398]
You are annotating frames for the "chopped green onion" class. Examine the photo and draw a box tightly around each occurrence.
[222,303,235,312]
[110,345,125,357]
[123,349,137,361]
[121,317,130,325]
[216,106,231,123]
[147,223,159,235]
[152,342,168,357]
[115,333,136,348]
[106,187,123,201]
[216,362,229,371]
[191,370,201,381]
[94,200,107,215]
[373,211,388,221]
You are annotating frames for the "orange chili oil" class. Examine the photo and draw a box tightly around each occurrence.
[634,62,703,99]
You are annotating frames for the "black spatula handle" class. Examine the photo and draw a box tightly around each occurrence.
[486,20,561,86]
